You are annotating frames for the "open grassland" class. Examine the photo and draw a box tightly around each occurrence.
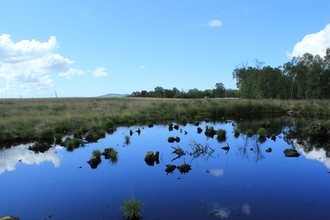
[1,97,330,144]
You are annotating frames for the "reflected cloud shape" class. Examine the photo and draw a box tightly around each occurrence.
[209,202,251,218]
[209,169,224,177]
[0,144,62,174]
[242,203,251,215]
[294,139,330,169]
[215,208,230,218]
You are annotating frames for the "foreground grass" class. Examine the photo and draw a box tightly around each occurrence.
[0,97,329,144]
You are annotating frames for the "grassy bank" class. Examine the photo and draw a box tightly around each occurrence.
[0,97,329,144]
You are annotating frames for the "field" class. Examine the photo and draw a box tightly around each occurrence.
[1,97,329,144]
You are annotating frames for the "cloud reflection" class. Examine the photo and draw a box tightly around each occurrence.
[242,203,251,215]
[0,144,62,174]
[215,208,230,218]
[209,202,252,218]
[209,169,224,177]
[294,139,330,169]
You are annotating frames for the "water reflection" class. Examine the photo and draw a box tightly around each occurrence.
[209,202,251,218]
[294,139,330,168]
[0,144,62,174]
[208,169,224,177]
[1,117,330,219]
[236,135,265,162]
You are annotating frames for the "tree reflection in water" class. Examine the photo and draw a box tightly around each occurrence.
[236,135,265,162]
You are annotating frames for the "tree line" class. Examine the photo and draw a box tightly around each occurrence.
[233,48,330,99]
[129,83,239,98]
[130,48,330,99]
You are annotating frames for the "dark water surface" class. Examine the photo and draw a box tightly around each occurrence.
[1,120,330,220]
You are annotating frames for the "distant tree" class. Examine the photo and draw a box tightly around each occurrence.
[140,90,148,97]
[154,86,164,98]
[214,83,225,98]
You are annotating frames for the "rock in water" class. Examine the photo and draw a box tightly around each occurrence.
[283,148,300,157]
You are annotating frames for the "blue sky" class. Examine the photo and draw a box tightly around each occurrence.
[0,0,329,98]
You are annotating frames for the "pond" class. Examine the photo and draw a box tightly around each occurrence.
[1,118,330,220]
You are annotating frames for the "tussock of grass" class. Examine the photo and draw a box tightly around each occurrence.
[257,128,267,137]
[92,149,102,158]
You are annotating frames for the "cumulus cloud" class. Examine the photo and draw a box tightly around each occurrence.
[91,67,108,78]
[288,23,330,58]
[0,34,85,94]
[207,19,222,27]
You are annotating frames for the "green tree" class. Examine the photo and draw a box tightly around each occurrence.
[214,83,225,98]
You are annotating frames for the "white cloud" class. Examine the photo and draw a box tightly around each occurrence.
[92,67,108,78]
[207,19,222,27]
[0,34,85,94]
[140,65,145,69]
[289,23,330,58]
[59,68,85,79]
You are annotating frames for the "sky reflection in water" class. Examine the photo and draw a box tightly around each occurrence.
[0,121,330,220]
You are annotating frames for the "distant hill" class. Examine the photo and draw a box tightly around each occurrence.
[97,93,128,98]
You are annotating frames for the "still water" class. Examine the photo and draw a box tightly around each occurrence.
[1,119,330,220]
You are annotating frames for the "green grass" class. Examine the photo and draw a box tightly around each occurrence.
[121,198,144,220]
[92,149,102,158]
[234,128,241,138]
[1,97,330,144]
[216,129,227,142]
